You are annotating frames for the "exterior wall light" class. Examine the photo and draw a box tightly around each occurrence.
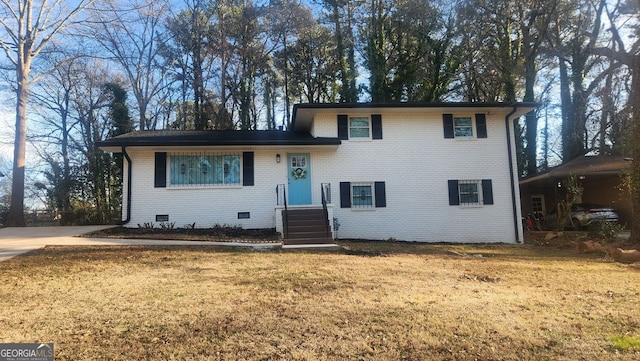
[276,154,281,163]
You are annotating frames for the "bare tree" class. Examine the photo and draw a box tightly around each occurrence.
[591,0,640,241]
[30,54,82,220]
[92,0,172,130]
[0,0,96,226]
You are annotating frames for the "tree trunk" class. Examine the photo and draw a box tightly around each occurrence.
[524,56,538,175]
[7,69,29,226]
[630,55,640,242]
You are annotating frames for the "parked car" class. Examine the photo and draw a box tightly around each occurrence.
[543,203,619,230]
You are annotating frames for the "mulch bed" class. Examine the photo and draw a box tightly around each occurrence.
[83,226,281,243]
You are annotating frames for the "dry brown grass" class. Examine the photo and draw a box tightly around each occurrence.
[1,243,639,360]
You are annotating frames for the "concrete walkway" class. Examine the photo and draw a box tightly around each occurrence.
[0,226,282,262]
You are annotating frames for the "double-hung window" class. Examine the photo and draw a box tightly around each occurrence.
[458,180,480,205]
[352,183,374,208]
[443,114,487,139]
[531,195,545,214]
[169,152,241,186]
[338,114,383,140]
[448,179,494,206]
[453,117,473,138]
[349,117,370,138]
[340,181,386,209]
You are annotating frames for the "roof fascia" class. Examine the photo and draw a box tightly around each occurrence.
[292,102,540,131]
[98,143,341,153]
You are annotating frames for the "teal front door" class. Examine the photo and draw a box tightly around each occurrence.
[288,153,311,205]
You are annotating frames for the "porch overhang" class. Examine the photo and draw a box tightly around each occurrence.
[520,155,632,185]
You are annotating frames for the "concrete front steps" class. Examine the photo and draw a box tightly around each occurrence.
[283,208,334,246]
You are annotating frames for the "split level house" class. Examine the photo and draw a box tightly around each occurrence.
[97,102,537,244]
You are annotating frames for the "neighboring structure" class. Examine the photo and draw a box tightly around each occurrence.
[519,155,633,228]
[97,102,537,244]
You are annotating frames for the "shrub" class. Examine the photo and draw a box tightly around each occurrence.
[588,221,624,241]
[159,222,176,230]
[138,222,155,229]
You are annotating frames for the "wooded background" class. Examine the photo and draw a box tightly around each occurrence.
[0,0,637,238]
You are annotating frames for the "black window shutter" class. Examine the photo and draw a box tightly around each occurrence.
[154,152,167,188]
[338,115,348,140]
[448,180,459,205]
[340,182,351,208]
[374,181,386,207]
[476,114,487,138]
[443,114,454,138]
[371,114,383,139]
[242,152,254,186]
[482,179,493,205]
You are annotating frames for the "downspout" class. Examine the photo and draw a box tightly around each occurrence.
[505,106,521,243]
[120,146,132,225]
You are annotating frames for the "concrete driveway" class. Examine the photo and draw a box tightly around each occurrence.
[0,225,280,262]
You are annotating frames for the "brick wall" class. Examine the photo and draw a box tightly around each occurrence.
[122,108,523,243]
[311,110,523,243]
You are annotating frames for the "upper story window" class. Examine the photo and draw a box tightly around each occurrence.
[338,114,383,140]
[443,114,487,139]
[349,117,370,138]
[454,117,473,138]
[169,153,241,186]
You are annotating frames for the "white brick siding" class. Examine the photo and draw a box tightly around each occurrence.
[125,149,287,229]
[120,108,524,243]
[310,111,523,243]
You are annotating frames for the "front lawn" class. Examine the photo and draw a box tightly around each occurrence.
[1,243,639,360]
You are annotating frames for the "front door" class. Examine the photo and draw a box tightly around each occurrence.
[288,153,311,205]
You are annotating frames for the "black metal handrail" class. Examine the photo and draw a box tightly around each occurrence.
[321,183,331,238]
[276,184,288,238]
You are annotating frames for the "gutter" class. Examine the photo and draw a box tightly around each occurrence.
[505,106,521,243]
[120,146,132,225]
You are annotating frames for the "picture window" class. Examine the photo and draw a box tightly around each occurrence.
[170,153,241,186]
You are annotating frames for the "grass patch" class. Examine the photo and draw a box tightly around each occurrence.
[1,244,640,360]
[610,335,640,351]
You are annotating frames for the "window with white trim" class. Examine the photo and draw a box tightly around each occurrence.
[448,179,494,206]
[454,117,473,138]
[531,195,545,214]
[458,180,481,205]
[340,181,386,209]
[352,183,374,208]
[169,152,241,186]
[349,117,370,138]
[444,114,488,139]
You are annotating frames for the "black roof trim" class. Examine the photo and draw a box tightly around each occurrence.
[96,130,341,148]
[293,101,541,110]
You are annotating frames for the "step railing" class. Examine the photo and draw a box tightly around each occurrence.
[321,183,331,238]
[276,184,288,238]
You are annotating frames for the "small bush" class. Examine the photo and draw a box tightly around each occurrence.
[159,222,176,230]
[588,221,624,241]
